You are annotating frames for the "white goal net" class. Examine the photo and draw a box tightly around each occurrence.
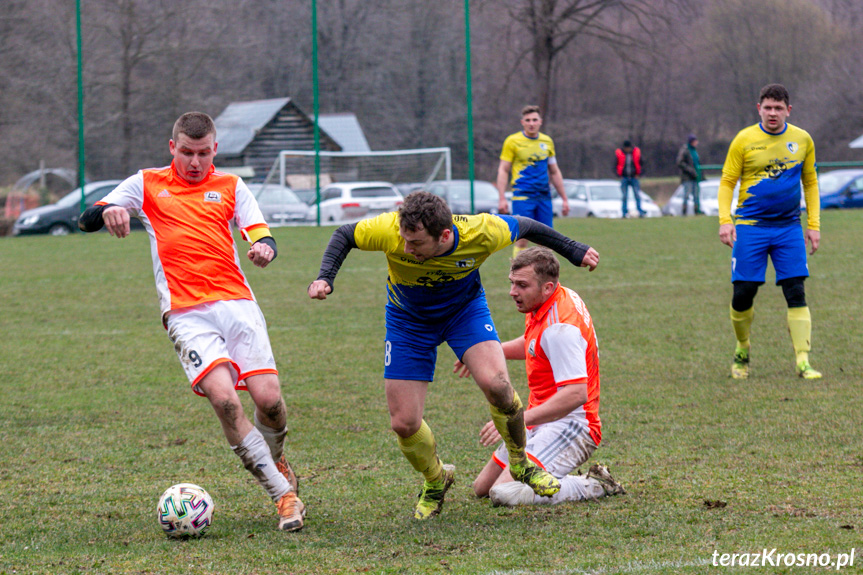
[265,148,452,191]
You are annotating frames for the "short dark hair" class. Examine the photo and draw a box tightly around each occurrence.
[521,105,542,117]
[172,112,216,142]
[622,139,632,148]
[759,84,790,106]
[511,247,560,286]
[398,191,452,239]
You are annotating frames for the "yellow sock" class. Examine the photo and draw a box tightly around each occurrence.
[489,391,527,467]
[787,306,812,364]
[730,305,754,350]
[397,420,444,484]
[512,245,525,259]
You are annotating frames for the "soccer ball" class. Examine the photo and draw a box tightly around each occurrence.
[156,483,215,538]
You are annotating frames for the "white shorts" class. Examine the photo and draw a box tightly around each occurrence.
[492,406,598,478]
[165,299,278,396]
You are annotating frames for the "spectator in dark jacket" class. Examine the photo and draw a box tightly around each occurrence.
[676,134,704,215]
[614,140,646,218]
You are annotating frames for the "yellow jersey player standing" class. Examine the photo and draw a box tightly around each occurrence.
[718,84,822,380]
[496,105,569,257]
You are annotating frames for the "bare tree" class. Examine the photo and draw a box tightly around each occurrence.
[496,0,668,118]
[697,0,839,129]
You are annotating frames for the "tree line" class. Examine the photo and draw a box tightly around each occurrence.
[1,0,862,188]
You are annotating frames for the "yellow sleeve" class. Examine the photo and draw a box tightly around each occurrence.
[718,135,744,225]
[243,223,272,244]
[353,212,401,252]
[485,214,517,253]
[801,135,820,231]
[500,134,516,163]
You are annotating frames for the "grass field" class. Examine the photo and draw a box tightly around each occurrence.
[1,212,861,575]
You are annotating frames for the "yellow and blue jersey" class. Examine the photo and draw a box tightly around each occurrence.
[353,212,519,321]
[718,123,820,229]
[500,131,556,198]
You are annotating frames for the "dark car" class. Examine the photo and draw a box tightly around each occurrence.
[426,180,500,214]
[818,169,863,209]
[13,180,122,236]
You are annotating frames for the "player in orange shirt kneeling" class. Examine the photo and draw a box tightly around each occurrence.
[456,247,625,506]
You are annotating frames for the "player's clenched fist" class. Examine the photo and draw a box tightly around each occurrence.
[308,279,332,300]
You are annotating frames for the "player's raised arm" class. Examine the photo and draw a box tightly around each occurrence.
[512,216,599,271]
[308,223,359,300]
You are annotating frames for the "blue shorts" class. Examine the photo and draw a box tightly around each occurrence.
[731,223,809,284]
[511,197,553,227]
[383,292,500,382]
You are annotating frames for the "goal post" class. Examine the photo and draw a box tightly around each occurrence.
[269,147,452,192]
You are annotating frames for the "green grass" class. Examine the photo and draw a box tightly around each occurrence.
[1,213,861,574]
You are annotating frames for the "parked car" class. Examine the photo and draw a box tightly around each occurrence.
[662,178,737,217]
[306,181,404,223]
[13,180,122,236]
[247,183,309,225]
[395,182,426,197]
[818,169,863,209]
[426,179,500,214]
[553,179,661,218]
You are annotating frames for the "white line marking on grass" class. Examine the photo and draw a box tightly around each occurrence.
[483,558,711,575]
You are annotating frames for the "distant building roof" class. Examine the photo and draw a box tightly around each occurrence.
[214,97,292,156]
[850,134,863,149]
[214,98,370,156]
[318,113,371,152]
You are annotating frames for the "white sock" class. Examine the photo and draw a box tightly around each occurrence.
[232,428,290,502]
[534,475,606,505]
[254,413,287,462]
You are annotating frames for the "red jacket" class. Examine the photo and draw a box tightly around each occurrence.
[615,147,642,177]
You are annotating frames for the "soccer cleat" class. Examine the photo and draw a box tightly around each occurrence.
[276,455,299,495]
[489,481,536,507]
[586,464,626,496]
[731,348,750,379]
[276,491,306,532]
[509,460,560,497]
[797,361,822,379]
[414,464,455,520]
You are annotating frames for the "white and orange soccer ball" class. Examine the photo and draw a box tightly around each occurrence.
[156,483,214,538]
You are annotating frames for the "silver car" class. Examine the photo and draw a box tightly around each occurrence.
[426,180,500,214]
[247,183,309,225]
[553,179,661,218]
[306,181,404,223]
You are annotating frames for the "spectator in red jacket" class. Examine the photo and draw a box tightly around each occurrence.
[614,140,646,218]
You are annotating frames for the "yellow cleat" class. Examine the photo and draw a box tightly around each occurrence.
[731,348,750,379]
[797,361,822,379]
[510,460,560,497]
[414,464,455,519]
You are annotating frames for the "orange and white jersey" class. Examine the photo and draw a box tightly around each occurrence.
[97,163,270,319]
[524,283,601,445]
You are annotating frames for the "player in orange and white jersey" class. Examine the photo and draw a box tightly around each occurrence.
[457,247,625,506]
[78,112,305,532]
